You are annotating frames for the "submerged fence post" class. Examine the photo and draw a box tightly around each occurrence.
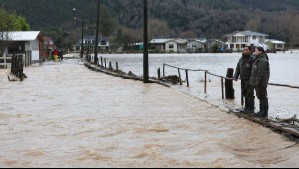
[163,64,165,80]
[225,68,235,99]
[204,71,207,94]
[178,68,182,85]
[186,70,189,87]
[109,61,112,70]
[157,68,161,80]
[221,77,224,99]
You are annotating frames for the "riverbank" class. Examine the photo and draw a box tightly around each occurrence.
[1,58,299,167]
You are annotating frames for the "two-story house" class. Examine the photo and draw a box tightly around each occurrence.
[72,35,110,53]
[226,30,269,52]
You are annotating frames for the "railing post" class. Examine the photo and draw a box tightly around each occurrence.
[157,68,161,80]
[116,62,119,71]
[178,68,182,85]
[104,58,107,68]
[225,68,235,99]
[186,70,189,87]
[204,71,207,94]
[221,77,224,99]
[163,64,165,80]
[101,57,103,67]
[109,61,112,70]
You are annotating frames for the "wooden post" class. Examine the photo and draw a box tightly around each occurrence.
[163,64,165,80]
[221,77,224,99]
[104,58,107,68]
[157,68,161,80]
[186,70,189,87]
[116,62,119,71]
[225,68,235,99]
[178,68,182,85]
[109,61,112,70]
[204,71,207,94]
[101,57,103,67]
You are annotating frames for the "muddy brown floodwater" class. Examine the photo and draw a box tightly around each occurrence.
[0,58,299,167]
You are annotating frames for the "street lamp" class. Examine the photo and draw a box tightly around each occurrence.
[73,8,85,59]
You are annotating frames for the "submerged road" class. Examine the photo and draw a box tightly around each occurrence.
[0,57,299,167]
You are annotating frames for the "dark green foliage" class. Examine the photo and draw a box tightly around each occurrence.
[1,0,299,47]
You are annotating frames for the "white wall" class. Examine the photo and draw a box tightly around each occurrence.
[165,41,178,52]
[32,51,39,61]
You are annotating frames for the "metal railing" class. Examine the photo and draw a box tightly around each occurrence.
[162,63,234,100]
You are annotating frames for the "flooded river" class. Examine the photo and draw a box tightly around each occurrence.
[94,51,299,119]
[0,58,299,167]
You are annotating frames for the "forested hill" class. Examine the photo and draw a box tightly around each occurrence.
[1,0,299,47]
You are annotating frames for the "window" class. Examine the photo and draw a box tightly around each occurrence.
[101,41,106,46]
[253,36,256,40]
[241,44,246,48]
[230,44,234,49]
[169,44,174,49]
[232,37,237,43]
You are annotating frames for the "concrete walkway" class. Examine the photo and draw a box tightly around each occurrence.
[0,59,299,168]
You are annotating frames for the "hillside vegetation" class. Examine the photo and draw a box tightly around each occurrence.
[1,0,299,47]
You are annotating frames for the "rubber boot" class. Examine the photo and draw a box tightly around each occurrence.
[245,98,255,114]
[255,99,268,118]
[241,98,249,113]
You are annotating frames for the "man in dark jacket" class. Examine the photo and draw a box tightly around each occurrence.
[234,46,255,113]
[250,47,270,118]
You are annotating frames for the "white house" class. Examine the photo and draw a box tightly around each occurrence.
[265,39,286,51]
[150,38,188,53]
[226,30,269,51]
[72,35,110,52]
[187,39,207,52]
[1,31,46,64]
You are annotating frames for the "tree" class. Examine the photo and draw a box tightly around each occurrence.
[99,5,116,37]
[0,8,30,56]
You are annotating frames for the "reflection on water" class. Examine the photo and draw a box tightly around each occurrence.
[0,58,299,167]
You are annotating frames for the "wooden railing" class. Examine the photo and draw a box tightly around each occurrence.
[0,54,12,69]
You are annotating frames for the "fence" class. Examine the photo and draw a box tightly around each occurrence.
[0,54,12,69]
[0,52,31,69]
[161,63,235,100]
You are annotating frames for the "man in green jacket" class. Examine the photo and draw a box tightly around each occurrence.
[234,46,255,114]
[250,47,270,118]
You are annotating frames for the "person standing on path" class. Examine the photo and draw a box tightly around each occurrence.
[250,47,270,118]
[234,46,256,114]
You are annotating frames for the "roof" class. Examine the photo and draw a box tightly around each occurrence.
[150,38,172,44]
[227,30,269,37]
[2,31,41,41]
[150,38,188,44]
[265,39,286,44]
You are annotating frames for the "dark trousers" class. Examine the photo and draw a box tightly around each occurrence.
[241,80,254,99]
[255,85,268,101]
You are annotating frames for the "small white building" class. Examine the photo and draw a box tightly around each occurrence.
[187,39,207,52]
[226,30,269,51]
[265,39,286,51]
[0,31,46,66]
[150,38,188,53]
[72,35,110,52]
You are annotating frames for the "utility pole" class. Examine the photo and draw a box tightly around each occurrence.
[143,0,149,83]
[73,8,84,59]
[81,19,84,59]
[94,0,101,64]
